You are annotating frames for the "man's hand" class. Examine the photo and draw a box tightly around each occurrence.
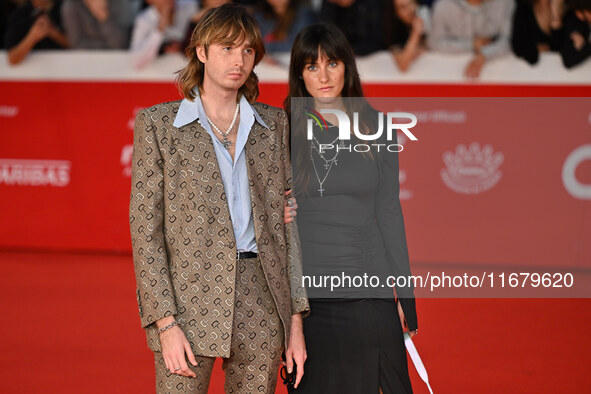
[464,53,486,79]
[284,190,298,224]
[83,0,109,23]
[156,317,198,378]
[284,313,306,388]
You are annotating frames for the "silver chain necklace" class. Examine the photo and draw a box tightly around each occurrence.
[310,127,344,197]
[206,103,240,150]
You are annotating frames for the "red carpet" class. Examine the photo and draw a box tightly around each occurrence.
[0,250,589,393]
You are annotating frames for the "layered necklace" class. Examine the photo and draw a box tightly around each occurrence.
[206,103,240,150]
[310,124,345,197]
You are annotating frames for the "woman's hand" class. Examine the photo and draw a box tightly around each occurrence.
[284,190,298,224]
[397,300,417,338]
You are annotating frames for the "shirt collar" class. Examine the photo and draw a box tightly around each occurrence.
[173,89,269,130]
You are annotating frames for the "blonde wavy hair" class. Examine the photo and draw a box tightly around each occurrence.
[176,4,265,103]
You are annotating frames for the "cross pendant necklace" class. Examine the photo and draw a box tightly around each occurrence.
[311,143,336,198]
[206,103,240,151]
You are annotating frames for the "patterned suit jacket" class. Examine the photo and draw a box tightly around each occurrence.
[130,100,309,358]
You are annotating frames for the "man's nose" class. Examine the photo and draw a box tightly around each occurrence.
[234,51,245,67]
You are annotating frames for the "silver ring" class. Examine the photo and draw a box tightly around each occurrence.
[174,366,181,371]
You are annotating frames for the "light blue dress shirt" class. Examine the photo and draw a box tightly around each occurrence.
[172,93,269,252]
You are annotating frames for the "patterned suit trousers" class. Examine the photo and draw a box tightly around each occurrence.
[154,257,285,393]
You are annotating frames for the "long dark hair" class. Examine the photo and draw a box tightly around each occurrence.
[284,22,376,196]
[383,0,412,48]
[284,22,363,116]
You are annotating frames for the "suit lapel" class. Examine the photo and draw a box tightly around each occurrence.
[178,121,233,234]
[245,121,267,242]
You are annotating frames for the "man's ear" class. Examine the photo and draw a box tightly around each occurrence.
[196,46,207,63]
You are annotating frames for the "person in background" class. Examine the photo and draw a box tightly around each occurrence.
[1,0,26,49]
[61,0,129,49]
[511,0,565,65]
[383,0,430,71]
[182,0,230,54]
[560,0,591,67]
[111,0,142,33]
[253,0,317,55]
[4,0,69,65]
[320,0,386,56]
[189,0,229,22]
[429,0,515,79]
[130,0,197,69]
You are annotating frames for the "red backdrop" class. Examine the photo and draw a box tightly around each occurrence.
[1,81,590,268]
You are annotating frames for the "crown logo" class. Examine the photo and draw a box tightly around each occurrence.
[441,142,504,194]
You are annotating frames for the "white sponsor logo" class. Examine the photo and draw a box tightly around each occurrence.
[0,105,19,117]
[399,169,412,200]
[562,144,591,200]
[397,133,412,200]
[121,107,142,177]
[128,107,143,130]
[121,144,133,177]
[0,159,71,187]
[441,143,504,194]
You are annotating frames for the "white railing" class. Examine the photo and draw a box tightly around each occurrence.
[1,50,590,84]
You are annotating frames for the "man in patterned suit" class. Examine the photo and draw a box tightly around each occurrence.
[129,4,309,393]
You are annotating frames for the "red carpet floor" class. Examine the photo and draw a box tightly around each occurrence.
[0,250,589,393]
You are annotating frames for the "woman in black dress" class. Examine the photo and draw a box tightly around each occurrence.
[511,0,565,65]
[284,22,418,393]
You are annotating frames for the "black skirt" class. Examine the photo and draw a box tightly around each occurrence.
[290,298,413,394]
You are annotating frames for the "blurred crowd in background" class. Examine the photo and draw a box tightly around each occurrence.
[1,0,590,78]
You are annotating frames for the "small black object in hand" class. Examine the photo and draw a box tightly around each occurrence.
[280,352,297,390]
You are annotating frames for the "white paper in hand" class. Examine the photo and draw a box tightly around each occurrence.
[404,332,434,394]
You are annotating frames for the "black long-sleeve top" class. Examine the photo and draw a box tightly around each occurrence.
[560,11,591,69]
[511,0,563,65]
[320,0,386,56]
[294,121,417,331]
[4,1,65,50]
